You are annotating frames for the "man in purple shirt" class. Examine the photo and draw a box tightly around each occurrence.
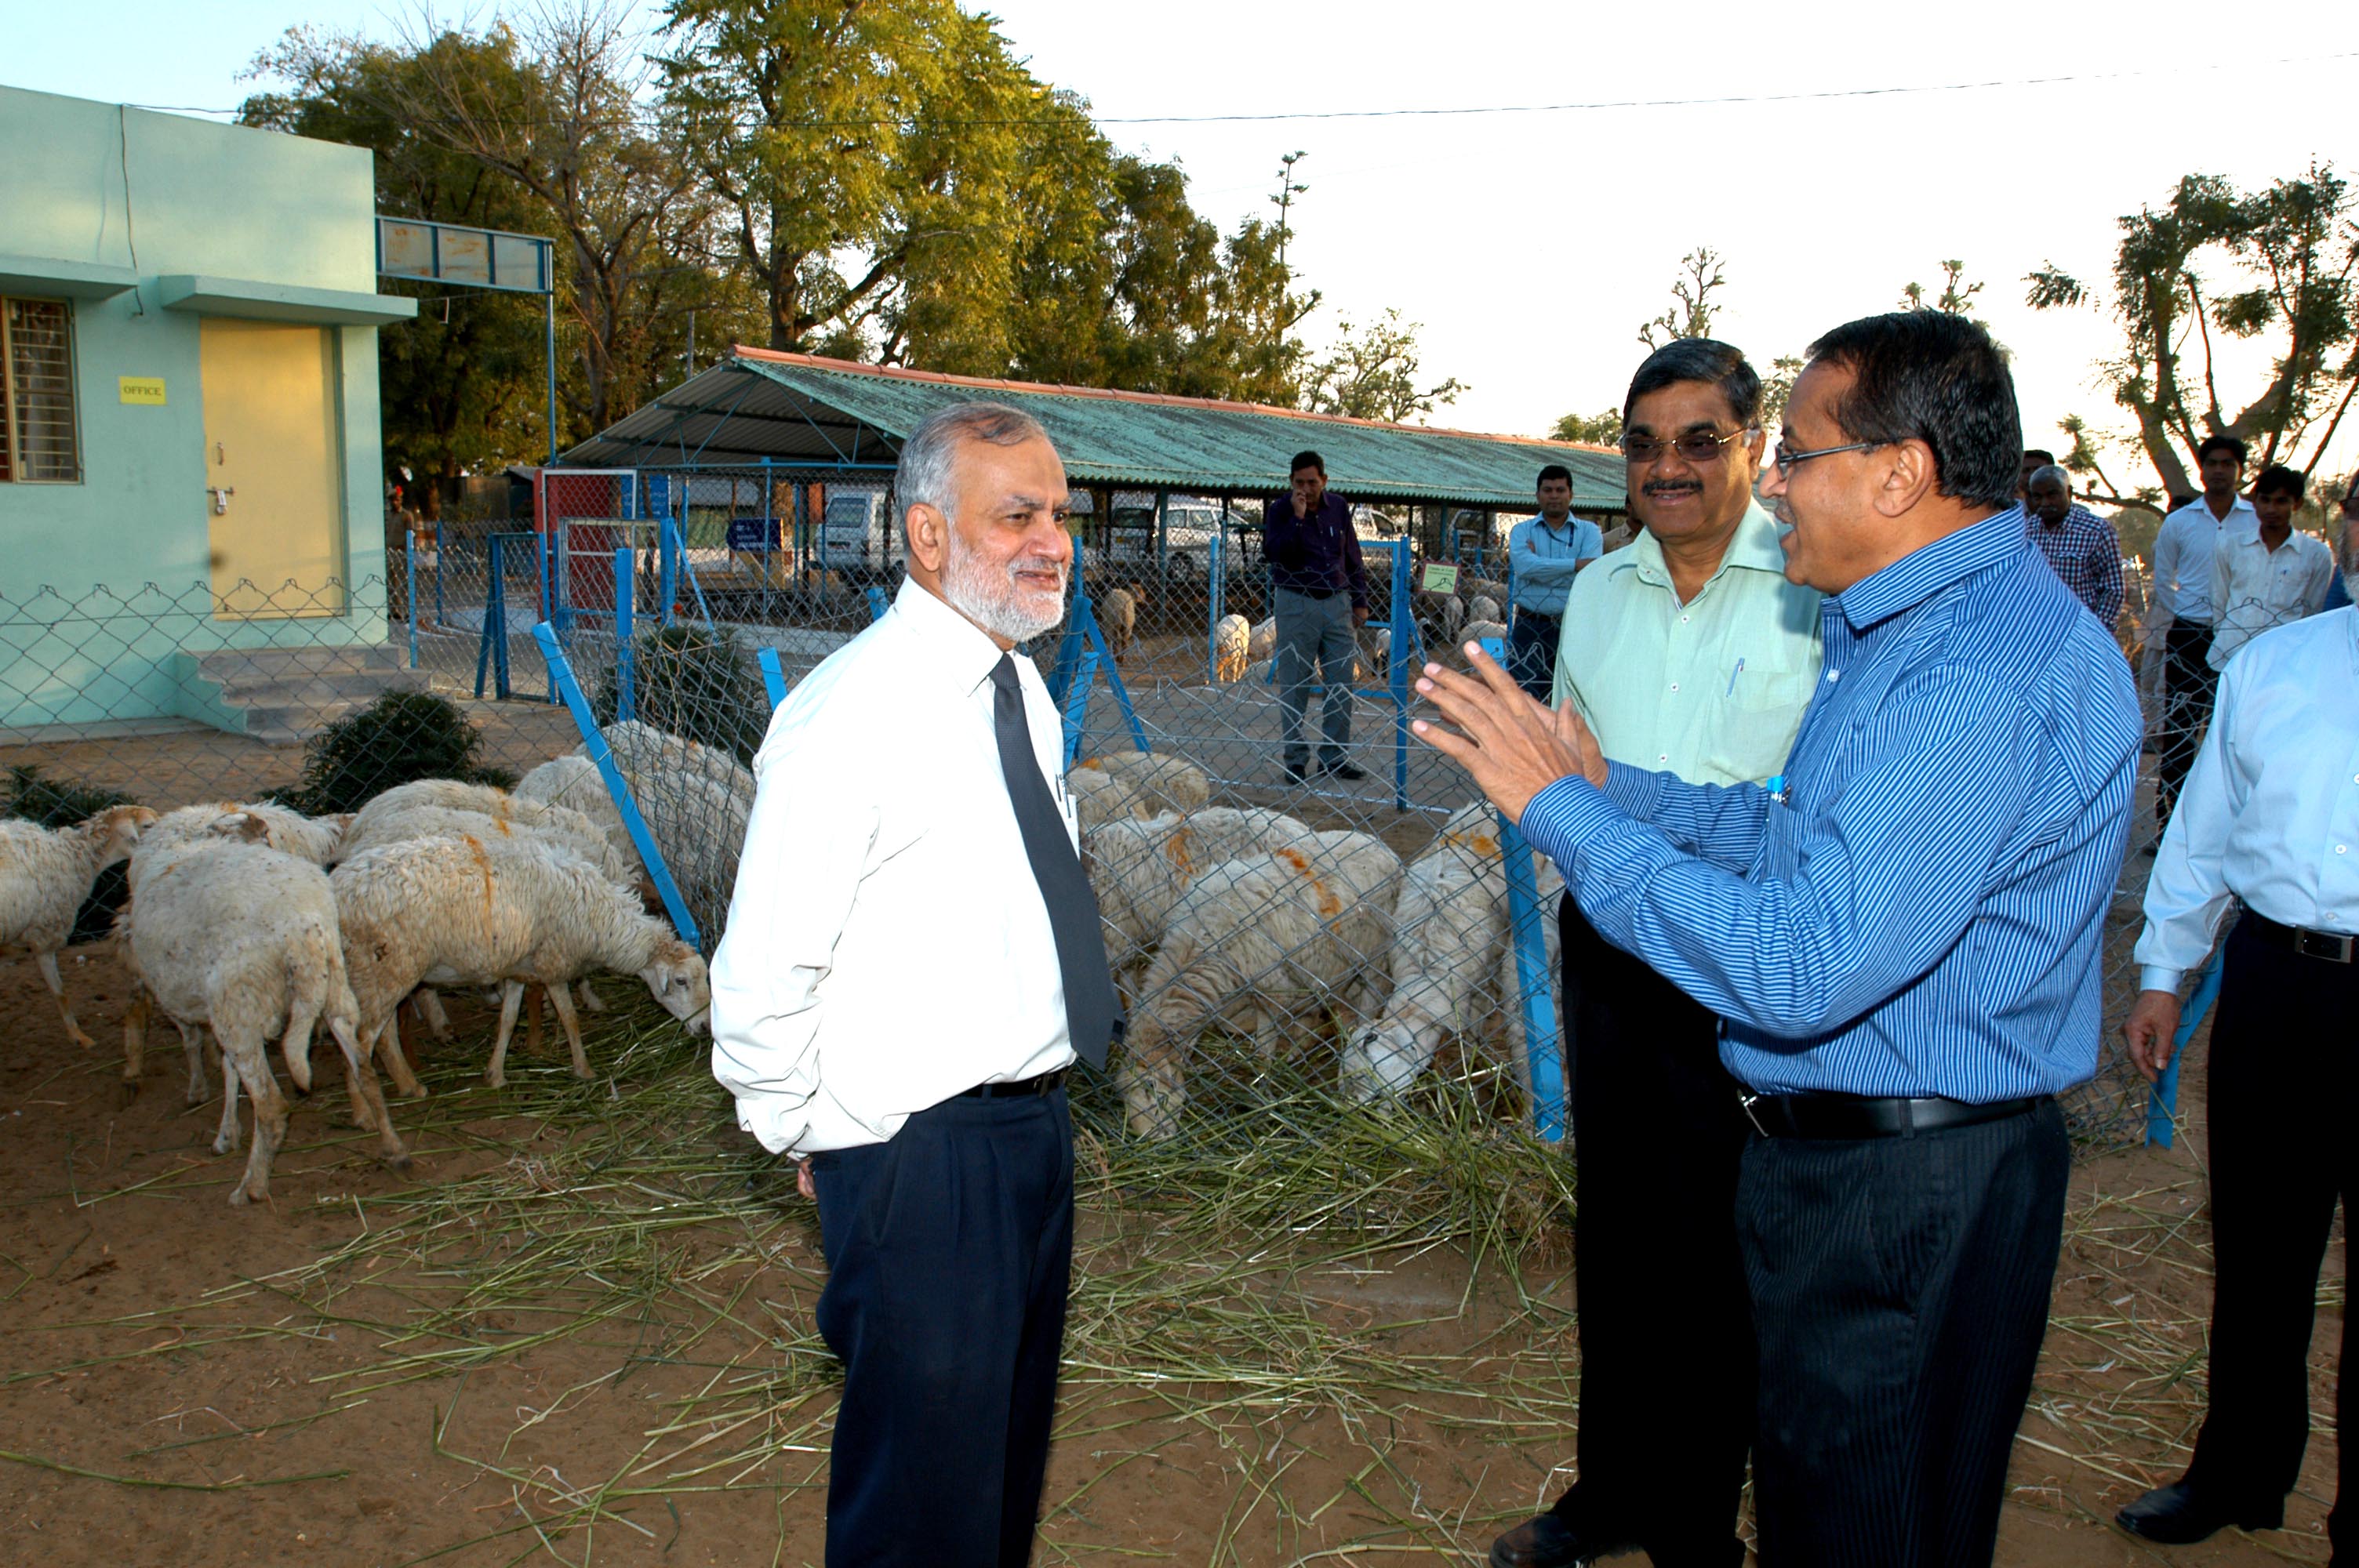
[1265,450,1372,782]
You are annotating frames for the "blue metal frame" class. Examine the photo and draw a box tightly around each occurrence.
[613,546,636,722]
[530,622,703,951]
[2148,942,2225,1149]
[1497,812,1568,1142]
[757,646,787,710]
[405,541,418,670]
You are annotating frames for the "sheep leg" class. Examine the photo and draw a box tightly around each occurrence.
[120,985,152,1098]
[213,1037,242,1156]
[327,1017,409,1171]
[221,1029,286,1207]
[525,985,545,1056]
[36,952,93,1050]
[575,977,608,1013]
[414,988,453,1040]
[373,1010,426,1099]
[485,981,526,1089]
[545,981,591,1079]
[180,1021,208,1108]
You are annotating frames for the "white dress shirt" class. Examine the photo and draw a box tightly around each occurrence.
[710,579,1077,1154]
[2150,495,2257,622]
[2206,524,2332,669]
[2135,607,2359,991]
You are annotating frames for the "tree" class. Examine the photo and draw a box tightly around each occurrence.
[2026,164,2359,497]
[1638,246,1725,350]
[1299,310,1467,424]
[1757,354,1807,426]
[1900,259,1986,321]
[1551,408,1622,445]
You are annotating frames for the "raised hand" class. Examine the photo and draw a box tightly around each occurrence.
[1412,641,1604,821]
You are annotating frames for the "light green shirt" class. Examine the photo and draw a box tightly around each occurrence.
[1550,499,1823,787]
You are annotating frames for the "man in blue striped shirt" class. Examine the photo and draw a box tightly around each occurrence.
[1414,311,2140,1567]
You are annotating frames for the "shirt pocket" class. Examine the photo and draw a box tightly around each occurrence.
[1703,670,1812,783]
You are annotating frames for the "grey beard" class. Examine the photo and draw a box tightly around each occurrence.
[942,540,1067,643]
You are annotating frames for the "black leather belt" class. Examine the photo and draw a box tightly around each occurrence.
[963,1068,1067,1098]
[2246,911,2357,964]
[1740,1091,2047,1139]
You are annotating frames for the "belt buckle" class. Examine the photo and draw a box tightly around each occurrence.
[2295,927,2355,963]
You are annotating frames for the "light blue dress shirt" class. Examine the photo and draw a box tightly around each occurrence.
[1507,514,1603,615]
[1520,507,2142,1102]
[2135,607,2359,989]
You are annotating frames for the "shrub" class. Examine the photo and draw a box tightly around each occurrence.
[593,623,769,765]
[271,690,516,816]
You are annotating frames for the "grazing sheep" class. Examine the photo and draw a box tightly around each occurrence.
[334,833,711,1095]
[1467,593,1502,626]
[1066,752,1212,833]
[0,804,156,1047]
[1249,617,1277,662]
[1119,829,1403,1138]
[338,802,640,893]
[130,801,347,882]
[600,718,755,806]
[1084,807,1318,973]
[515,754,634,863]
[1097,586,1136,662]
[348,778,516,840]
[125,825,407,1205]
[1213,613,1250,683]
[1341,804,1564,1107]
[1465,576,1509,606]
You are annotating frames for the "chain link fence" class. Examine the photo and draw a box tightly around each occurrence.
[6,493,2313,1165]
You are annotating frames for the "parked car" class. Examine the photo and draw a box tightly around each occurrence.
[1100,499,1262,581]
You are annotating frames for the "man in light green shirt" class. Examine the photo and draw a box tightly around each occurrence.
[1493,339,1820,1568]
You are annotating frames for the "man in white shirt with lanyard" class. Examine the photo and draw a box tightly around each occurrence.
[2116,604,2357,1557]
[2149,434,2258,839]
[711,402,1121,1567]
[1503,463,1602,699]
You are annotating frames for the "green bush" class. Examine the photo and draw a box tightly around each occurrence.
[3,765,144,945]
[270,690,516,816]
[593,622,769,765]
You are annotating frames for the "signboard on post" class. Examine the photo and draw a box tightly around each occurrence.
[727,516,779,552]
[377,218,554,295]
[1420,561,1460,595]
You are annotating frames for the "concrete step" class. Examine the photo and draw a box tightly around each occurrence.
[176,642,425,745]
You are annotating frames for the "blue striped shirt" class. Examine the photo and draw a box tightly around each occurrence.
[1521,506,2140,1102]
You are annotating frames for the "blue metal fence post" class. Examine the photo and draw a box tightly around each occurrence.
[1498,812,1568,1142]
[1389,542,1412,812]
[540,523,557,702]
[614,546,636,723]
[866,586,888,623]
[530,622,702,951]
[1206,528,1224,684]
[757,646,787,710]
[405,539,418,670]
[2148,944,2226,1149]
[1060,648,1100,768]
[433,521,445,625]
[658,514,678,630]
[474,535,511,699]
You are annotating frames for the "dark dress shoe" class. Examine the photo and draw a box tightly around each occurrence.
[1488,1512,1632,1568]
[2115,1479,2281,1544]
[1282,760,1310,785]
[1324,760,1369,781]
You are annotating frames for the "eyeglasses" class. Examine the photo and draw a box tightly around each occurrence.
[1619,427,1759,465]
[1770,440,1882,474]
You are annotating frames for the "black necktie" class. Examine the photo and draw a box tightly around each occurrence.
[989,655,1120,1069]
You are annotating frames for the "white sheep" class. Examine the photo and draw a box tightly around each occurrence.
[1355,626,1394,682]
[1066,752,1212,833]
[1459,620,1507,655]
[0,804,156,1047]
[600,718,755,806]
[1212,613,1251,683]
[1084,807,1317,973]
[348,778,517,841]
[130,801,347,884]
[333,833,711,1094]
[1097,586,1136,662]
[1119,829,1403,1138]
[1467,593,1502,626]
[338,801,640,893]
[1342,804,1565,1109]
[1249,617,1277,662]
[1465,575,1509,606]
[515,754,635,866]
[124,824,408,1206]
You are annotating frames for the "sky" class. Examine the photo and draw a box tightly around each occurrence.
[6,0,2356,488]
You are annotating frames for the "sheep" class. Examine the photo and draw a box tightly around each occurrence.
[1341,804,1565,1108]
[1084,807,1318,974]
[1249,617,1277,662]
[348,778,517,840]
[600,718,755,806]
[130,801,347,883]
[1066,752,1212,833]
[1213,613,1250,683]
[1465,575,1509,606]
[1459,620,1507,655]
[1467,593,1503,626]
[333,833,711,1095]
[1119,829,1403,1138]
[124,823,408,1205]
[1096,586,1136,662]
[338,802,640,894]
[516,754,634,862]
[1,804,157,1047]
[1354,626,1394,682]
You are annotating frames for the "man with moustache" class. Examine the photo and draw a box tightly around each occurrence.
[2150,435,2259,839]
[1488,339,1822,1568]
[711,402,1119,1566]
[1420,312,2138,1566]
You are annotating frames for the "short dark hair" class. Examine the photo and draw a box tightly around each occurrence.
[2168,492,2199,512]
[2252,463,2306,501]
[1290,450,1325,477]
[1536,463,1572,488]
[1623,339,1761,429]
[2195,433,2248,465]
[1804,311,2021,510]
[2022,448,2055,466]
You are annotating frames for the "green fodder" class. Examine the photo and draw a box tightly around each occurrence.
[593,622,770,765]
[2,764,143,944]
[268,689,518,815]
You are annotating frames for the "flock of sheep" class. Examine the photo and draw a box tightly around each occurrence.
[0,721,734,1207]
[1070,750,1564,1138]
[1087,575,1510,686]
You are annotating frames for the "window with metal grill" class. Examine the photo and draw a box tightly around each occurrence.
[2,297,82,483]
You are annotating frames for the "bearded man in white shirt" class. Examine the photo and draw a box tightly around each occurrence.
[711,402,1121,1567]
[2116,604,2358,1556]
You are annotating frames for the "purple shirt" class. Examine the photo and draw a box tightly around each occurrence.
[1263,492,1371,608]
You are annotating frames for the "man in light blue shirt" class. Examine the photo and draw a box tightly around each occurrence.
[1416,311,2138,1567]
[1503,465,1602,699]
[2115,606,2358,1554]
[2150,434,2258,837]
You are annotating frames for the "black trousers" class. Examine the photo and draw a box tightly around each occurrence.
[1507,609,1561,702]
[1740,1097,2069,1567]
[810,1087,1075,1568]
[2157,621,2219,827]
[1554,899,1754,1566]
[2183,913,2354,1553]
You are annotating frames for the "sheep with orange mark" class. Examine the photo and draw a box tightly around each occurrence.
[1,804,156,1048]
[1064,751,1210,833]
[1083,807,1318,975]
[1118,829,1402,1138]
[337,801,640,893]
[1341,802,1565,1106]
[331,832,709,1098]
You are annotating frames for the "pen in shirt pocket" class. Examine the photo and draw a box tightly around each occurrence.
[1726,656,1746,695]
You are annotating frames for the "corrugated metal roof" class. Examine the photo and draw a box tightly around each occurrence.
[562,346,1628,514]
